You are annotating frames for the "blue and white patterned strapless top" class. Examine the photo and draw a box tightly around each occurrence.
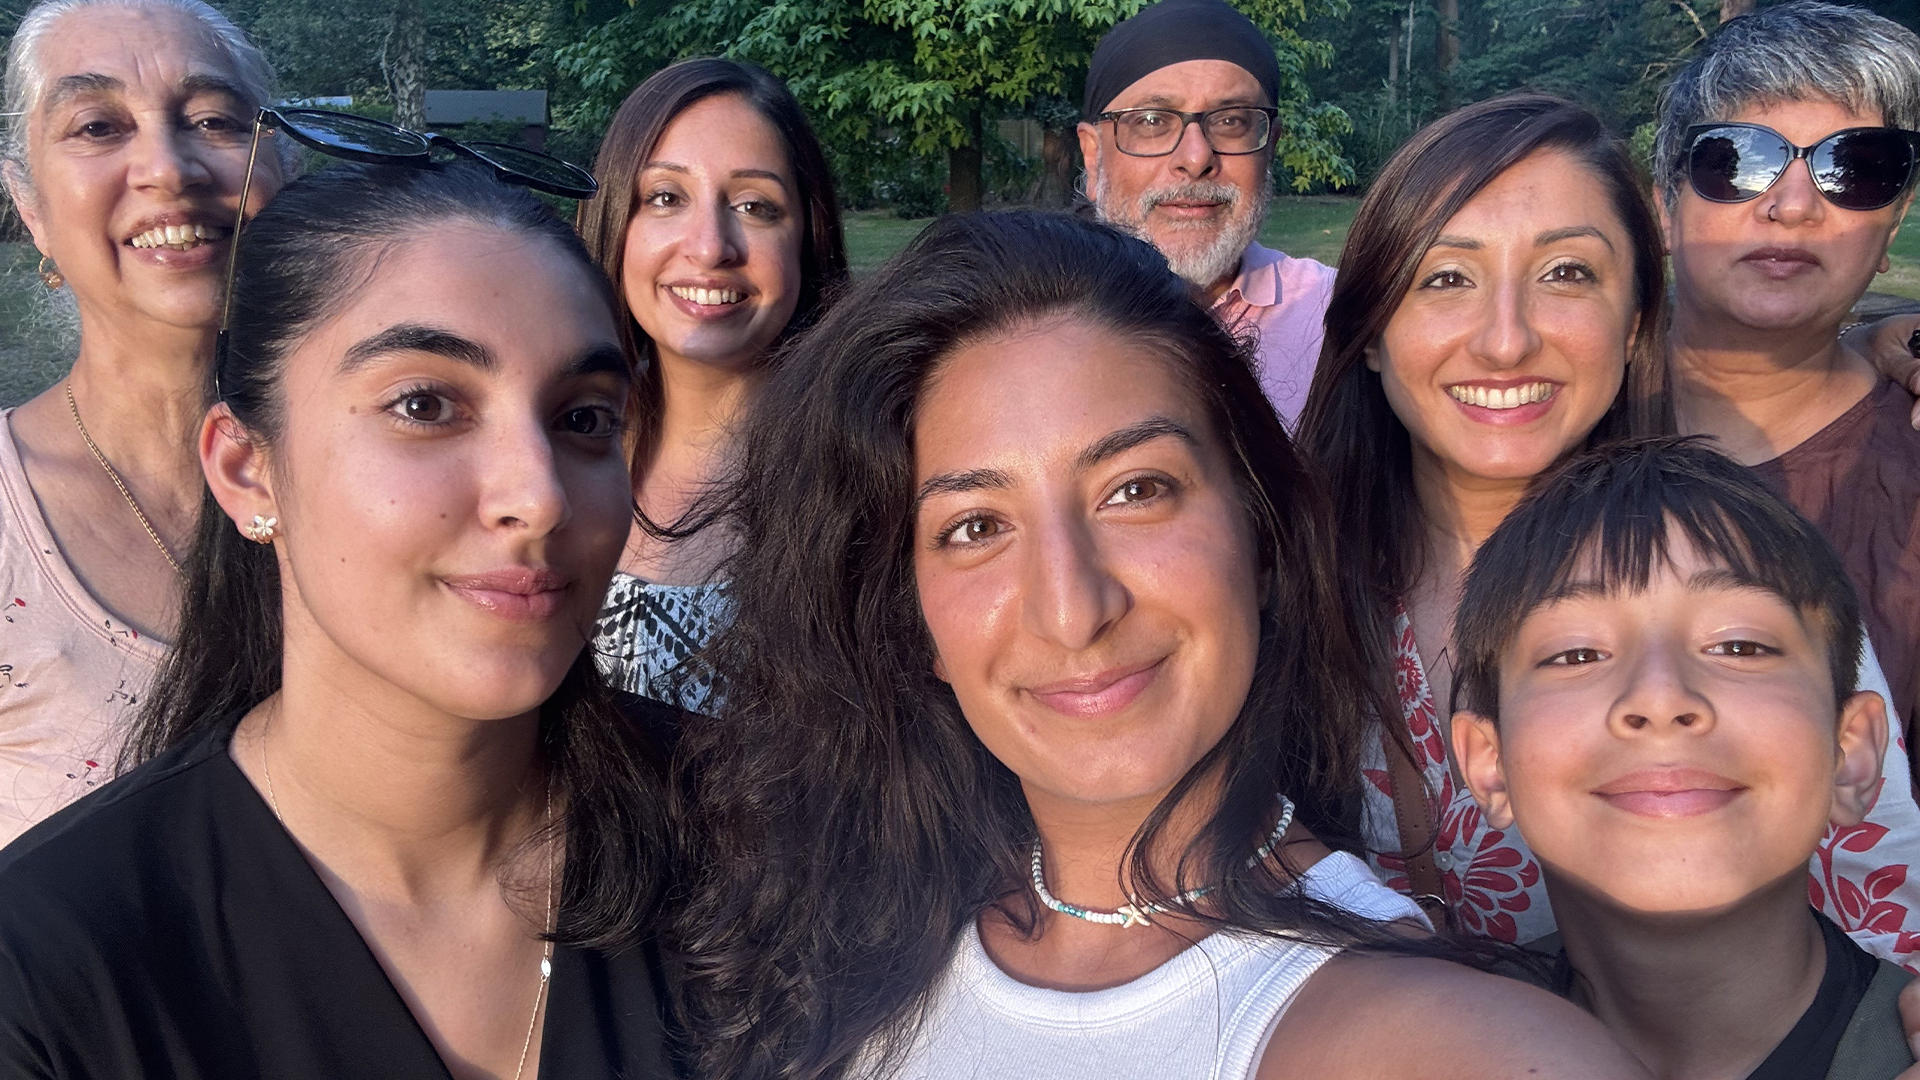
[591,572,731,713]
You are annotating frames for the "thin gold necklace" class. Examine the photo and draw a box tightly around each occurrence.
[65,382,183,575]
[260,717,557,1080]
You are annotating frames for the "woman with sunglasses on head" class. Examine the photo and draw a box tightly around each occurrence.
[1657,3,1920,871]
[673,210,1646,1080]
[1301,90,1920,967]
[578,59,846,711]
[0,160,675,1079]
[0,0,288,846]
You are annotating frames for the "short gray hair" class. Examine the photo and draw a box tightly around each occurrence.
[3,0,283,190]
[1653,1,1920,208]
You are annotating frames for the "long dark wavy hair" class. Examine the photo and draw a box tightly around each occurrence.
[1294,93,1672,723]
[673,211,1485,1080]
[577,57,849,475]
[126,162,669,951]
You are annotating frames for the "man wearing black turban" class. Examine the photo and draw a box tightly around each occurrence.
[1078,0,1335,427]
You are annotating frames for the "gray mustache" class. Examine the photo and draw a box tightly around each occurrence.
[1139,182,1242,212]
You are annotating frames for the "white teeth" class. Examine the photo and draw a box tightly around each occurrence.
[1446,382,1557,410]
[128,223,226,250]
[669,285,745,306]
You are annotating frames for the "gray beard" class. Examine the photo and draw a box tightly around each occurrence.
[1093,152,1271,291]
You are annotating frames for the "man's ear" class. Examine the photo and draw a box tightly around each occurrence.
[1451,710,1514,829]
[1832,690,1890,827]
[1076,123,1100,204]
[3,163,47,254]
[199,404,279,541]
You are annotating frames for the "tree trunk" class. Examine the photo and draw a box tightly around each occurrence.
[948,143,983,212]
[1719,0,1754,21]
[1032,127,1075,208]
[1434,0,1459,109]
[947,105,985,212]
[1386,23,1400,107]
[384,0,426,131]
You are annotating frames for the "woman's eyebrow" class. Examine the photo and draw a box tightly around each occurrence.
[1075,417,1194,471]
[913,418,1194,513]
[1536,224,1614,250]
[732,169,789,187]
[43,73,121,111]
[341,323,494,372]
[178,73,247,100]
[566,343,631,379]
[914,468,1012,513]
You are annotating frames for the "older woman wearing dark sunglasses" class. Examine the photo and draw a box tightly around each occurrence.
[1656,4,1920,951]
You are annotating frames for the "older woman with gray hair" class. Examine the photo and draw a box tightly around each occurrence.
[1657,0,1920,967]
[0,0,285,845]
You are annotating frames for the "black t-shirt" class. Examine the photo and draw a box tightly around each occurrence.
[1747,912,1883,1080]
[0,719,675,1080]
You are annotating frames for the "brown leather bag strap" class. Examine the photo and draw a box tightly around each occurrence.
[1382,728,1455,935]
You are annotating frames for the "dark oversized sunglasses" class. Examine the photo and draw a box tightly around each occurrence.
[216,107,599,376]
[1683,122,1920,212]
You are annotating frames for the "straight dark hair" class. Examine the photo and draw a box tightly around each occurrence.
[1294,93,1673,744]
[674,210,1499,1080]
[126,162,669,951]
[577,57,849,474]
[1453,436,1863,721]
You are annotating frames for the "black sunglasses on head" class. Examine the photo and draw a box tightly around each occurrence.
[1683,122,1920,212]
[215,107,599,384]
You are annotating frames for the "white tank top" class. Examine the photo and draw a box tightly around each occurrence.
[876,850,1425,1080]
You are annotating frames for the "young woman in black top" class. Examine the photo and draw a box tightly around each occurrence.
[0,162,675,1079]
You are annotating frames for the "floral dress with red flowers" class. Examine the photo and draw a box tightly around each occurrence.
[1360,603,1920,969]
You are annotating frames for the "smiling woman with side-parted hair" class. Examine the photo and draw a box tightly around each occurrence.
[669,209,1649,1080]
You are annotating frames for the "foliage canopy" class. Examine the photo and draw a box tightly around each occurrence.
[555,0,1356,196]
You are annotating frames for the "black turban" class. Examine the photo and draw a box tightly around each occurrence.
[1082,0,1281,117]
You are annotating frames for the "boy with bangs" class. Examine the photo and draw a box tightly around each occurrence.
[1448,437,1913,1079]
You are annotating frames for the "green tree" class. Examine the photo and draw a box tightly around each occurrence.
[233,0,625,161]
[557,0,1354,212]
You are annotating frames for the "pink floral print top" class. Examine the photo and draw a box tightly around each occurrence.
[0,411,164,848]
[1360,603,1920,968]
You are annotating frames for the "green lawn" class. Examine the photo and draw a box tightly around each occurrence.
[842,210,933,274]
[841,197,1360,275]
[847,196,1920,303]
[1881,202,1920,300]
[1256,195,1358,266]
[0,245,71,409]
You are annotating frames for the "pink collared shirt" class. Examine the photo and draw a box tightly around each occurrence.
[1210,241,1337,428]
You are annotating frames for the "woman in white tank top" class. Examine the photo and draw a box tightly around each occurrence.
[670,213,1648,1080]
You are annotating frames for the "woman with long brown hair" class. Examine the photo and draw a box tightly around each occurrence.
[670,209,1646,1080]
[577,59,846,709]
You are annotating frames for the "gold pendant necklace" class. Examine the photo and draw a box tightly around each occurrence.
[260,715,556,1080]
[65,382,183,576]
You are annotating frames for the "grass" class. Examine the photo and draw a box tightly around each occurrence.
[842,210,933,274]
[1256,194,1359,266]
[1881,202,1920,300]
[0,244,71,409]
[840,196,1363,275]
[847,196,1920,303]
